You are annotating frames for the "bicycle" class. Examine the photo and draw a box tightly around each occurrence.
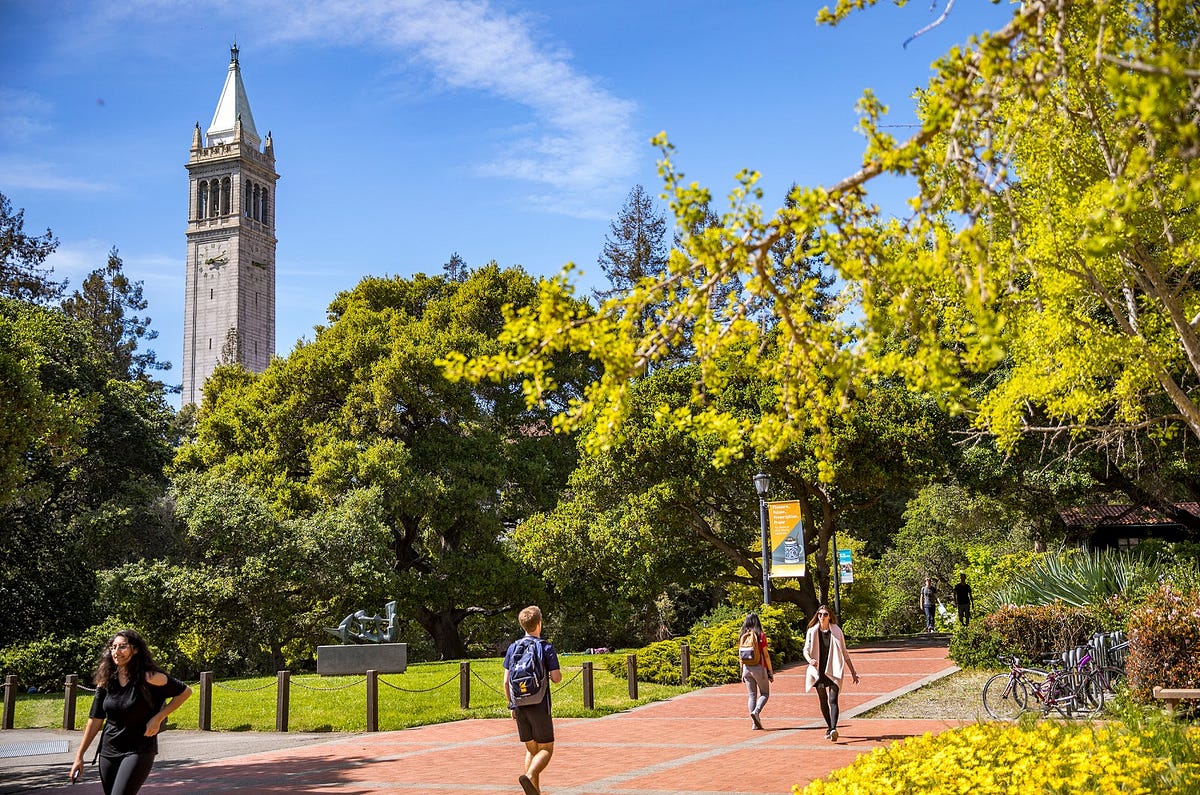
[1068,633,1127,704]
[982,655,1105,720]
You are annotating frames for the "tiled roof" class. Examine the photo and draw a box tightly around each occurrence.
[1060,502,1200,528]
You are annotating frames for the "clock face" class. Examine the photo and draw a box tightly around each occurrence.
[200,243,229,266]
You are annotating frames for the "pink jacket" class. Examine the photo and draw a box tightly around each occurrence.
[804,623,856,691]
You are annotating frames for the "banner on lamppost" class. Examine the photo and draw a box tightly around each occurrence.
[838,548,854,584]
[767,500,805,578]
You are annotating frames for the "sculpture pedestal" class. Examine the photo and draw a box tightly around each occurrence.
[316,643,407,676]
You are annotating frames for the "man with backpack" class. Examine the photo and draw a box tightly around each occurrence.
[503,605,562,795]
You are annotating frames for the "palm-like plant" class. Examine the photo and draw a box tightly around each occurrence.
[991,549,1162,610]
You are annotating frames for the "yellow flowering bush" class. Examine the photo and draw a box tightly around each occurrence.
[797,721,1200,795]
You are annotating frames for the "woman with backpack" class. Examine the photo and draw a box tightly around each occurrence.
[804,605,859,742]
[738,612,774,730]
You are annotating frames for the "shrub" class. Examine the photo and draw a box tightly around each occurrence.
[0,620,123,691]
[797,718,1200,794]
[991,548,1161,610]
[1126,582,1200,703]
[983,602,1100,661]
[947,619,1014,669]
[605,605,800,686]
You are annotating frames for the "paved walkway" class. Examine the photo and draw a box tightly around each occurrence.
[1,636,965,794]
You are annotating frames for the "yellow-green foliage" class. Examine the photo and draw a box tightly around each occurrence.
[798,720,1200,795]
[603,606,800,686]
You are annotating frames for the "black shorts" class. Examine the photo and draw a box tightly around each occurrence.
[514,704,554,743]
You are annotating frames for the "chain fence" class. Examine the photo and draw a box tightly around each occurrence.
[2,653,668,733]
[290,677,367,692]
[378,673,459,694]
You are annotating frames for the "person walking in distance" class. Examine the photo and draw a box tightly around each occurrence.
[69,629,192,794]
[920,576,938,633]
[503,606,562,795]
[954,573,974,627]
[804,605,859,743]
[738,612,774,729]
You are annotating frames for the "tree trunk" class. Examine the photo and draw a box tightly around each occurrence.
[269,642,284,674]
[415,607,470,660]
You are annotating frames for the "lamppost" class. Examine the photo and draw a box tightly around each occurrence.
[831,524,842,622]
[753,472,771,606]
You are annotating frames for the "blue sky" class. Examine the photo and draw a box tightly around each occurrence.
[1,0,1014,404]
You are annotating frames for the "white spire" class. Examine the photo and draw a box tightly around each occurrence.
[206,44,260,148]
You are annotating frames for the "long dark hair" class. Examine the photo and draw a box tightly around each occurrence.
[741,612,763,637]
[94,629,163,690]
[807,604,839,628]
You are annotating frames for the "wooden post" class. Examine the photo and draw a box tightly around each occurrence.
[62,675,78,730]
[460,662,471,710]
[2,675,16,729]
[366,670,378,732]
[626,654,638,701]
[582,662,594,710]
[680,643,690,686]
[198,672,212,731]
[275,671,290,732]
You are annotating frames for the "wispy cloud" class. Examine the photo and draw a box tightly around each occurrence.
[0,156,112,193]
[0,88,54,145]
[261,0,639,213]
[47,242,183,286]
[47,0,640,215]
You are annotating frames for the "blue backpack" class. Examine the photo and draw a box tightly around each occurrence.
[508,636,547,707]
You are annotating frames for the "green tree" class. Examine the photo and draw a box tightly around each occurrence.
[61,247,171,382]
[443,251,469,283]
[175,265,589,659]
[872,483,1040,634]
[593,185,670,326]
[446,1,1200,480]
[0,192,63,304]
[515,362,947,629]
[101,475,395,674]
[0,299,173,647]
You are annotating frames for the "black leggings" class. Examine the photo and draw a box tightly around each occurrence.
[98,753,155,795]
[815,680,841,731]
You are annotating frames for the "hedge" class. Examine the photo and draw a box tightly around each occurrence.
[1127,582,1200,703]
[602,606,802,686]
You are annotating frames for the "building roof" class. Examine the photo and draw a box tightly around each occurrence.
[206,44,260,148]
[1060,502,1200,528]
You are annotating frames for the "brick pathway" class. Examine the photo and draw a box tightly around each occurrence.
[12,636,967,794]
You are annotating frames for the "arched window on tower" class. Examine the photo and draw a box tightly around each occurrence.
[209,181,220,218]
[197,181,208,220]
[252,184,261,221]
[260,188,269,226]
[221,177,232,215]
[243,179,252,216]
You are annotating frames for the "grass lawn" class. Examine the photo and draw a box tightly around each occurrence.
[860,669,994,721]
[9,655,691,732]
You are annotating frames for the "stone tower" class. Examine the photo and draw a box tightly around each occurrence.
[182,44,277,405]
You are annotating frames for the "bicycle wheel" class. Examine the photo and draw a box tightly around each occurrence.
[1074,671,1106,716]
[1092,666,1126,699]
[983,673,1031,720]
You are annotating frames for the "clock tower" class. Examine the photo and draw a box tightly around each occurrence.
[182,44,277,405]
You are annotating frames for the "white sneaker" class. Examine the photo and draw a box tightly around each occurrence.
[829,728,838,742]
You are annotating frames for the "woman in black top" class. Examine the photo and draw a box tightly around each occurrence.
[70,629,191,794]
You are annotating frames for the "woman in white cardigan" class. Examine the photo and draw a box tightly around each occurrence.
[803,605,859,742]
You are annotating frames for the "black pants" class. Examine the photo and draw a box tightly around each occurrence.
[98,752,155,795]
[957,602,970,626]
[815,679,840,731]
